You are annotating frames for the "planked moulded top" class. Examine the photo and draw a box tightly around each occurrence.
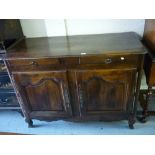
[4,32,146,59]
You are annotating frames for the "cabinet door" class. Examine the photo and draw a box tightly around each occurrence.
[12,71,72,118]
[76,69,136,116]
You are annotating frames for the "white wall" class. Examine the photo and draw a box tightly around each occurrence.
[20,19,145,38]
[66,19,145,36]
[44,19,66,36]
[20,19,47,38]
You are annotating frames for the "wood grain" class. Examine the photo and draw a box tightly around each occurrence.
[3,32,145,129]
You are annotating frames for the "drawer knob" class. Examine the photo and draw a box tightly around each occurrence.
[30,61,38,66]
[81,52,86,55]
[104,58,112,64]
[120,57,125,60]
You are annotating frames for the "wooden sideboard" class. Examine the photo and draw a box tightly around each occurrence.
[139,19,155,122]
[3,32,146,129]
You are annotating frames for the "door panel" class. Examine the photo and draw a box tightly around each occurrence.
[12,71,72,117]
[76,69,136,116]
[25,78,65,111]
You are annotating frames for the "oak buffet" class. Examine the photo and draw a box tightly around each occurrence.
[3,32,146,129]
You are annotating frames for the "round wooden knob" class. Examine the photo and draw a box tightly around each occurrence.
[30,61,38,66]
[104,58,112,64]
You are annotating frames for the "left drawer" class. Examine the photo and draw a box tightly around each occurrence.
[6,57,61,71]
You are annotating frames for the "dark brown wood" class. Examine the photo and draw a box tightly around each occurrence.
[0,19,23,40]
[0,19,24,111]
[139,19,155,122]
[11,71,72,127]
[143,19,155,55]
[3,32,145,58]
[0,19,24,50]
[76,69,136,113]
[3,32,146,128]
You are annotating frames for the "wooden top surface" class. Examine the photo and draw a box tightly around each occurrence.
[143,19,155,59]
[4,32,146,59]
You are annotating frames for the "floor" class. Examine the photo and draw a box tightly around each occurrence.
[0,111,154,135]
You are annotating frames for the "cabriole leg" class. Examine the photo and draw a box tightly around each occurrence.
[25,118,33,128]
[128,114,136,129]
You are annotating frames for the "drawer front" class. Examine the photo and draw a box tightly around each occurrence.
[6,54,140,71]
[7,58,61,71]
[79,54,139,68]
[61,57,79,66]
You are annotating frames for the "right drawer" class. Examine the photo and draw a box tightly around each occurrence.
[79,54,139,68]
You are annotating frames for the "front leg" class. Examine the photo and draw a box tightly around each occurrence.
[25,118,33,128]
[128,114,136,129]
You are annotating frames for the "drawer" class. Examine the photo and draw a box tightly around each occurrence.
[79,54,139,67]
[7,57,61,71]
[8,58,60,67]
[7,57,80,71]
[6,54,140,71]
[61,57,79,65]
